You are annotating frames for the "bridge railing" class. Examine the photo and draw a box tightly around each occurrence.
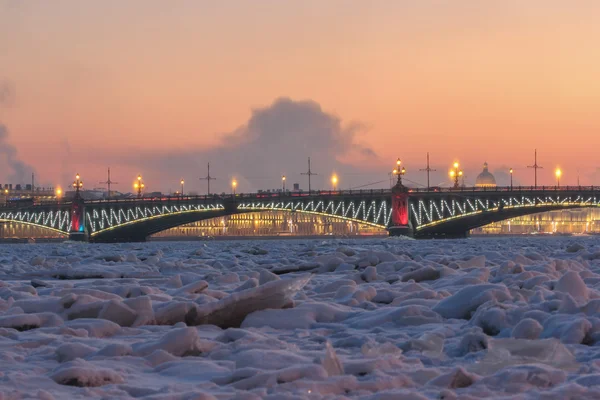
[406,185,597,194]
[1,185,598,209]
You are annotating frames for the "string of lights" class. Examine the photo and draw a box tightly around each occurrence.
[410,195,598,228]
[238,199,392,227]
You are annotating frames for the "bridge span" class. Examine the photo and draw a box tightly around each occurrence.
[1,185,599,242]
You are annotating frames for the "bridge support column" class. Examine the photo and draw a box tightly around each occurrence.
[69,195,88,242]
[387,188,413,237]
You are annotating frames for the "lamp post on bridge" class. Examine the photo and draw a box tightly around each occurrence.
[180,179,185,198]
[69,173,87,241]
[73,174,83,196]
[134,175,145,198]
[282,175,286,191]
[392,158,406,187]
[509,168,513,190]
[449,162,463,189]
[388,157,411,237]
[555,168,562,188]
[56,187,62,204]
[331,174,338,191]
[232,179,237,195]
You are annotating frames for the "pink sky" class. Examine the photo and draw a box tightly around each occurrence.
[1,1,599,193]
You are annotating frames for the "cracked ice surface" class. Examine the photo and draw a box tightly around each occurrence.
[1,237,600,399]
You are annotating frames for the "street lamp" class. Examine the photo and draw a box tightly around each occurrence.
[282,175,286,191]
[180,179,185,197]
[232,179,237,195]
[331,174,338,191]
[555,168,562,187]
[393,158,406,186]
[73,174,83,195]
[509,168,513,190]
[56,187,62,203]
[449,162,463,189]
[134,175,144,198]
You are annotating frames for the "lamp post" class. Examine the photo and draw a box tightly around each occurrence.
[232,179,237,195]
[56,187,62,204]
[282,175,286,191]
[509,168,513,190]
[180,179,185,198]
[73,174,83,196]
[3,188,8,206]
[449,162,463,189]
[555,168,561,188]
[393,158,406,187]
[331,174,338,191]
[134,175,144,198]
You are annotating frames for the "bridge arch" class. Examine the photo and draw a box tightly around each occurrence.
[85,196,392,242]
[0,208,71,235]
[410,193,599,237]
[0,219,68,237]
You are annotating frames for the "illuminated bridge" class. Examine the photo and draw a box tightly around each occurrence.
[1,186,600,242]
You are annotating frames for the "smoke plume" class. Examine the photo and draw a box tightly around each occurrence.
[0,80,36,184]
[109,97,379,193]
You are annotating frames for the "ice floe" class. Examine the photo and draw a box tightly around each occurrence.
[0,237,599,398]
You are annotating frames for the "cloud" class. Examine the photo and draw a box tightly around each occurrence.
[107,97,379,193]
[0,80,36,184]
[0,81,15,107]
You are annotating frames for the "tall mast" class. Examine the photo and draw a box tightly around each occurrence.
[527,149,543,188]
[419,152,436,190]
[301,157,318,192]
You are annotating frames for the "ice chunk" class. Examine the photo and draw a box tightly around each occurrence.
[98,299,137,327]
[566,243,585,253]
[235,278,259,292]
[174,280,208,296]
[427,367,479,388]
[50,359,124,387]
[132,327,212,357]
[432,284,511,319]
[474,338,577,375]
[186,274,311,328]
[457,332,489,356]
[56,343,96,363]
[0,312,62,331]
[401,266,440,282]
[555,271,589,302]
[322,342,344,376]
[242,301,353,330]
[64,319,120,338]
[511,318,543,340]
[93,343,133,358]
[233,349,312,370]
[258,269,280,285]
[361,266,378,282]
[347,305,442,329]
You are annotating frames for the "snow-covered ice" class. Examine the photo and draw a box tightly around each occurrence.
[1,236,600,398]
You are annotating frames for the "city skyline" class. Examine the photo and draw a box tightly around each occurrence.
[1,1,600,192]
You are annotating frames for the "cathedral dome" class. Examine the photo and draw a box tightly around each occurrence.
[475,162,496,187]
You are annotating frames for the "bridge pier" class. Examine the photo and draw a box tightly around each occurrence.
[387,185,413,237]
[68,194,88,242]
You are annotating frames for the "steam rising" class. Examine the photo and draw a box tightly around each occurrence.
[0,81,36,184]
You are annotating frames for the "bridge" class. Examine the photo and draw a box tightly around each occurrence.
[1,184,599,242]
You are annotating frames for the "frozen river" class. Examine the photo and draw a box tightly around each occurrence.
[0,236,599,399]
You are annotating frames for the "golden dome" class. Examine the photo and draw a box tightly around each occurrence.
[475,162,497,187]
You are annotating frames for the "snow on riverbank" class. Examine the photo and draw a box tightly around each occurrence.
[1,237,600,399]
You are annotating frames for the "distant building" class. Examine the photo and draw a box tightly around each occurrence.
[475,162,497,188]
